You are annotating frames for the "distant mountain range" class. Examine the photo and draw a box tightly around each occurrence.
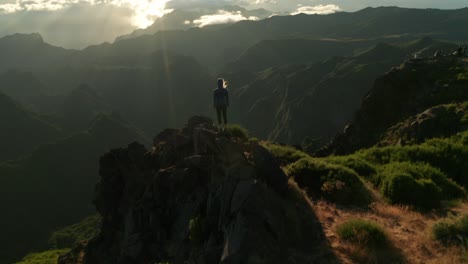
[0,7,467,72]
[116,5,274,42]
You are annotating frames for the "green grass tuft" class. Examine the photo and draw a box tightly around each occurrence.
[337,220,388,248]
[433,214,468,245]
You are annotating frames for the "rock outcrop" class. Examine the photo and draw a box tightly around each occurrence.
[379,102,468,146]
[59,116,336,264]
[318,57,468,156]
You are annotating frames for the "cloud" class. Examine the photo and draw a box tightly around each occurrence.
[192,10,258,27]
[0,2,137,48]
[0,0,466,49]
[0,0,172,28]
[291,4,341,15]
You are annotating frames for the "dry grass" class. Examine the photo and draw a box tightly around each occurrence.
[310,197,468,264]
[287,175,468,263]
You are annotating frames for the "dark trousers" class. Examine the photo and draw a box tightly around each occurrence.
[216,106,227,125]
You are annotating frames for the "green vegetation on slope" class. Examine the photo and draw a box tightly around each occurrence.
[15,249,69,264]
[49,215,101,249]
[359,132,468,189]
[269,130,468,210]
[286,158,372,206]
[263,144,309,165]
[346,132,467,209]
[376,162,464,209]
[16,215,101,264]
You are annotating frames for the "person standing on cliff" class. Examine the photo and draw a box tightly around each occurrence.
[213,78,229,131]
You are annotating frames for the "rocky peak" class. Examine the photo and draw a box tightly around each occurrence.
[59,116,331,264]
[318,57,468,156]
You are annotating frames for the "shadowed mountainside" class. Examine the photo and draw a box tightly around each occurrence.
[0,92,61,162]
[319,57,468,156]
[226,38,458,148]
[0,114,150,263]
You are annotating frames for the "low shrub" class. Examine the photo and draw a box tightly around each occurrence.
[376,162,465,209]
[433,214,468,245]
[286,158,371,206]
[381,173,442,209]
[337,220,388,248]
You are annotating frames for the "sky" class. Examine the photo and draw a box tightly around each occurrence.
[0,0,467,49]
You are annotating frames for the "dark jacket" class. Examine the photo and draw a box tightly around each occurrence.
[213,88,229,107]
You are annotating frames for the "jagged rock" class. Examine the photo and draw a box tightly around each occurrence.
[59,117,334,264]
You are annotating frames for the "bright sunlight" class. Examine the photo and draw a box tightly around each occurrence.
[120,0,173,28]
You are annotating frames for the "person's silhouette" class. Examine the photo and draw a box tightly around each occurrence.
[213,78,229,130]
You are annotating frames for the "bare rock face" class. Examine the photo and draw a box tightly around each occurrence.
[59,116,334,264]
